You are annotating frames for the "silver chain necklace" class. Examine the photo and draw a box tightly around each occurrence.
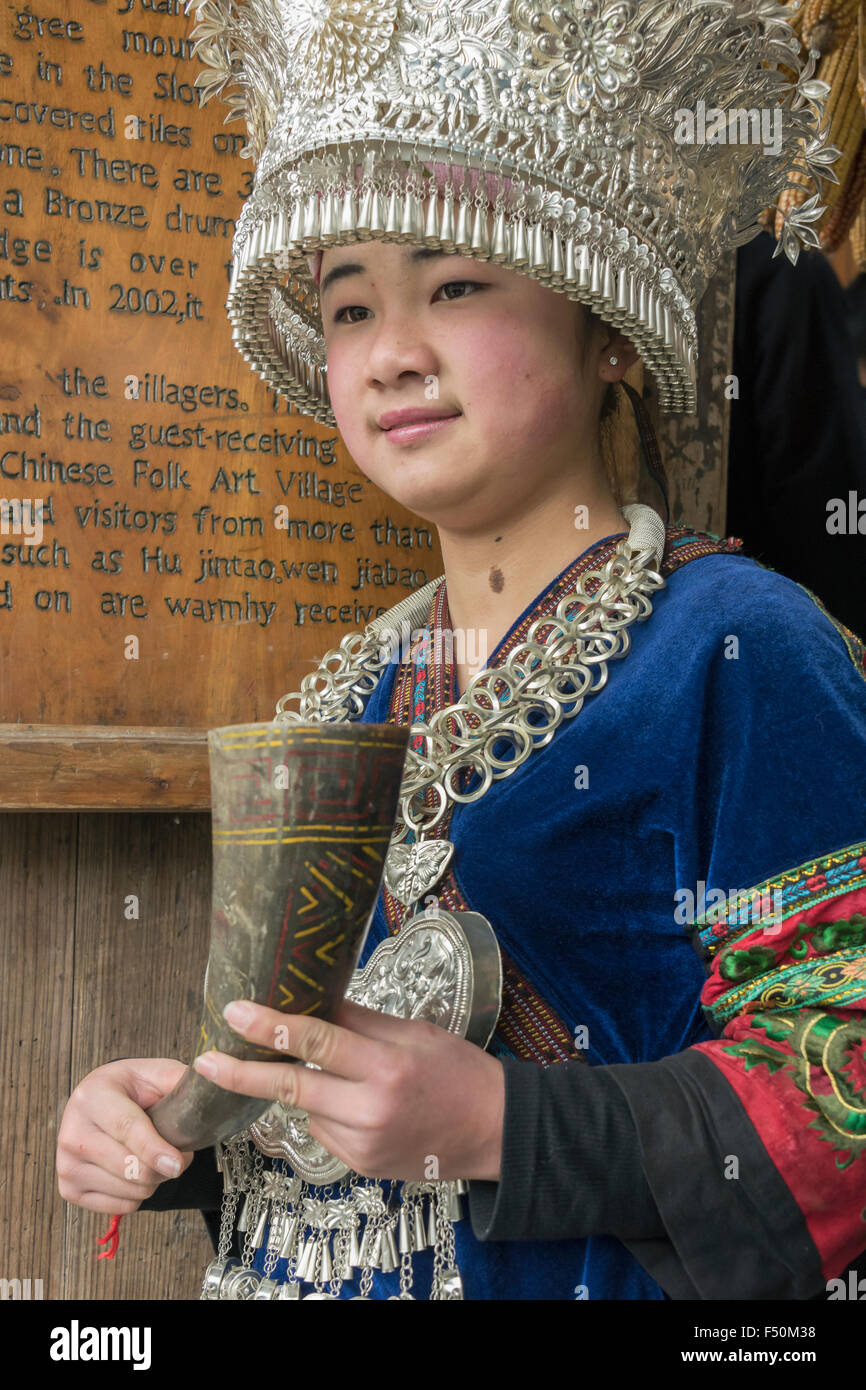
[275,504,667,908]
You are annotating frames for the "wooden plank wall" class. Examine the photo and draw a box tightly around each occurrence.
[2,811,214,1300]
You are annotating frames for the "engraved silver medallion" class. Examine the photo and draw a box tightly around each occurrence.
[248,908,502,1182]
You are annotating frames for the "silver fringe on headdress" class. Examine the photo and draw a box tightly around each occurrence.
[184,0,840,419]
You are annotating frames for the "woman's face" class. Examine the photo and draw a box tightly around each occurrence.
[319,236,617,532]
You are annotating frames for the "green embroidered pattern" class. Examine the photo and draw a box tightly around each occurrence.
[721,1010,866,1168]
[711,942,866,1025]
[701,842,866,1172]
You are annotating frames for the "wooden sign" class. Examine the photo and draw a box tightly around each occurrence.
[0,0,442,806]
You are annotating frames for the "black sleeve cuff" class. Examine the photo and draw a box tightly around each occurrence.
[607,1048,826,1299]
[466,1056,663,1243]
[138,1143,223,1213]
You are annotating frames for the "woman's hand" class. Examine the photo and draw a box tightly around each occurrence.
[193,998,505,1183]
[56,1059,195,1214]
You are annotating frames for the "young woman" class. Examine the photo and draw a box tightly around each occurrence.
[56,2,866,1300]
[57,225,866,1300]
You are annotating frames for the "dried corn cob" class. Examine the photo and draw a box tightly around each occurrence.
[850,192,866,269]
[765,0,866,252]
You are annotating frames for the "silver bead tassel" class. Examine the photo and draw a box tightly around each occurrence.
[278,1212,300,1262]
[470,203,490,257]
[548,231,564,282]
[490,208,508,262]
[530,220,548,275]
[413,1203,427,1252]
[357,186,374,234]
[251,1202,269,1250]
[385,189,401,235]
[320,190,338,243]
[400,191,416,240]
[369,188,386,235]
[398,1205,413,1255]
[454,197,471,253]
[371,1228,386,1270]
[511,217,528,267]
[424,192,441,245]
[319,1236,333,1285]
[301,192,320,247]
[380,1226,399,1274]
[294,1237,314,1282]
[339,187,357,234]
[439,193,455,250]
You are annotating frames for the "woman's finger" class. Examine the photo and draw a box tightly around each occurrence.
[74,1189,154,1216]
[218,999,395,1081]
[192,1052,366,1122]
[58,1127,190,1192]
[73,1065,193,1178]
[57,1157,158,1204]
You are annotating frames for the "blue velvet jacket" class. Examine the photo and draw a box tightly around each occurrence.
[144,526,866,1299]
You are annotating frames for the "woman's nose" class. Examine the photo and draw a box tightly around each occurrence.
[364,313,440,388]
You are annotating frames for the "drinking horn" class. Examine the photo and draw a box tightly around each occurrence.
[148,719,410,1152]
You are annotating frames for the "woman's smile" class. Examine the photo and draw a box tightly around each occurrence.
[382,413,462,445]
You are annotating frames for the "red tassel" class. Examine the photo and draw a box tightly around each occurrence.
[95,1214,123,1260]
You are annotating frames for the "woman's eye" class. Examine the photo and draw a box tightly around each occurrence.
[333,304,371,325]
[437,280,481,301]
[332,281,482,324]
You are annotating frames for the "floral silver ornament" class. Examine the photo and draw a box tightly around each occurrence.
[280,0,399,96]
[517,0,644,114]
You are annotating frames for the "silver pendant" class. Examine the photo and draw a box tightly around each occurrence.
[383,837,454,908]
[248,908,502,1182]
[220,1259,262,1301]
[439,1267,464,1300]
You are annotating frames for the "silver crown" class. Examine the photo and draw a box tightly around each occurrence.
[185,0,840,418]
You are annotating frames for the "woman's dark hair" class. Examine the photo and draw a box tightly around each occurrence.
[599,379,617,424]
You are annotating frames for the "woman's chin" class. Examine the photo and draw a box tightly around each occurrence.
[380,484,479,525]
[357,465,478,518]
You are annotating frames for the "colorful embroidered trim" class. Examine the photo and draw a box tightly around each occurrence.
[695,839,866,1031]
[690,839,866,967]
[689,838,866,1273]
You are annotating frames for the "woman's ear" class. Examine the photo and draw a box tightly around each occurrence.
[598,331,640,383]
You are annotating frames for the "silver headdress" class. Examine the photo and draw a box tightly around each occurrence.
[184,0,840,419]
[187,2,839,419]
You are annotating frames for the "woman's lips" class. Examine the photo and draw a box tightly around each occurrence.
[383,414,461,444]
